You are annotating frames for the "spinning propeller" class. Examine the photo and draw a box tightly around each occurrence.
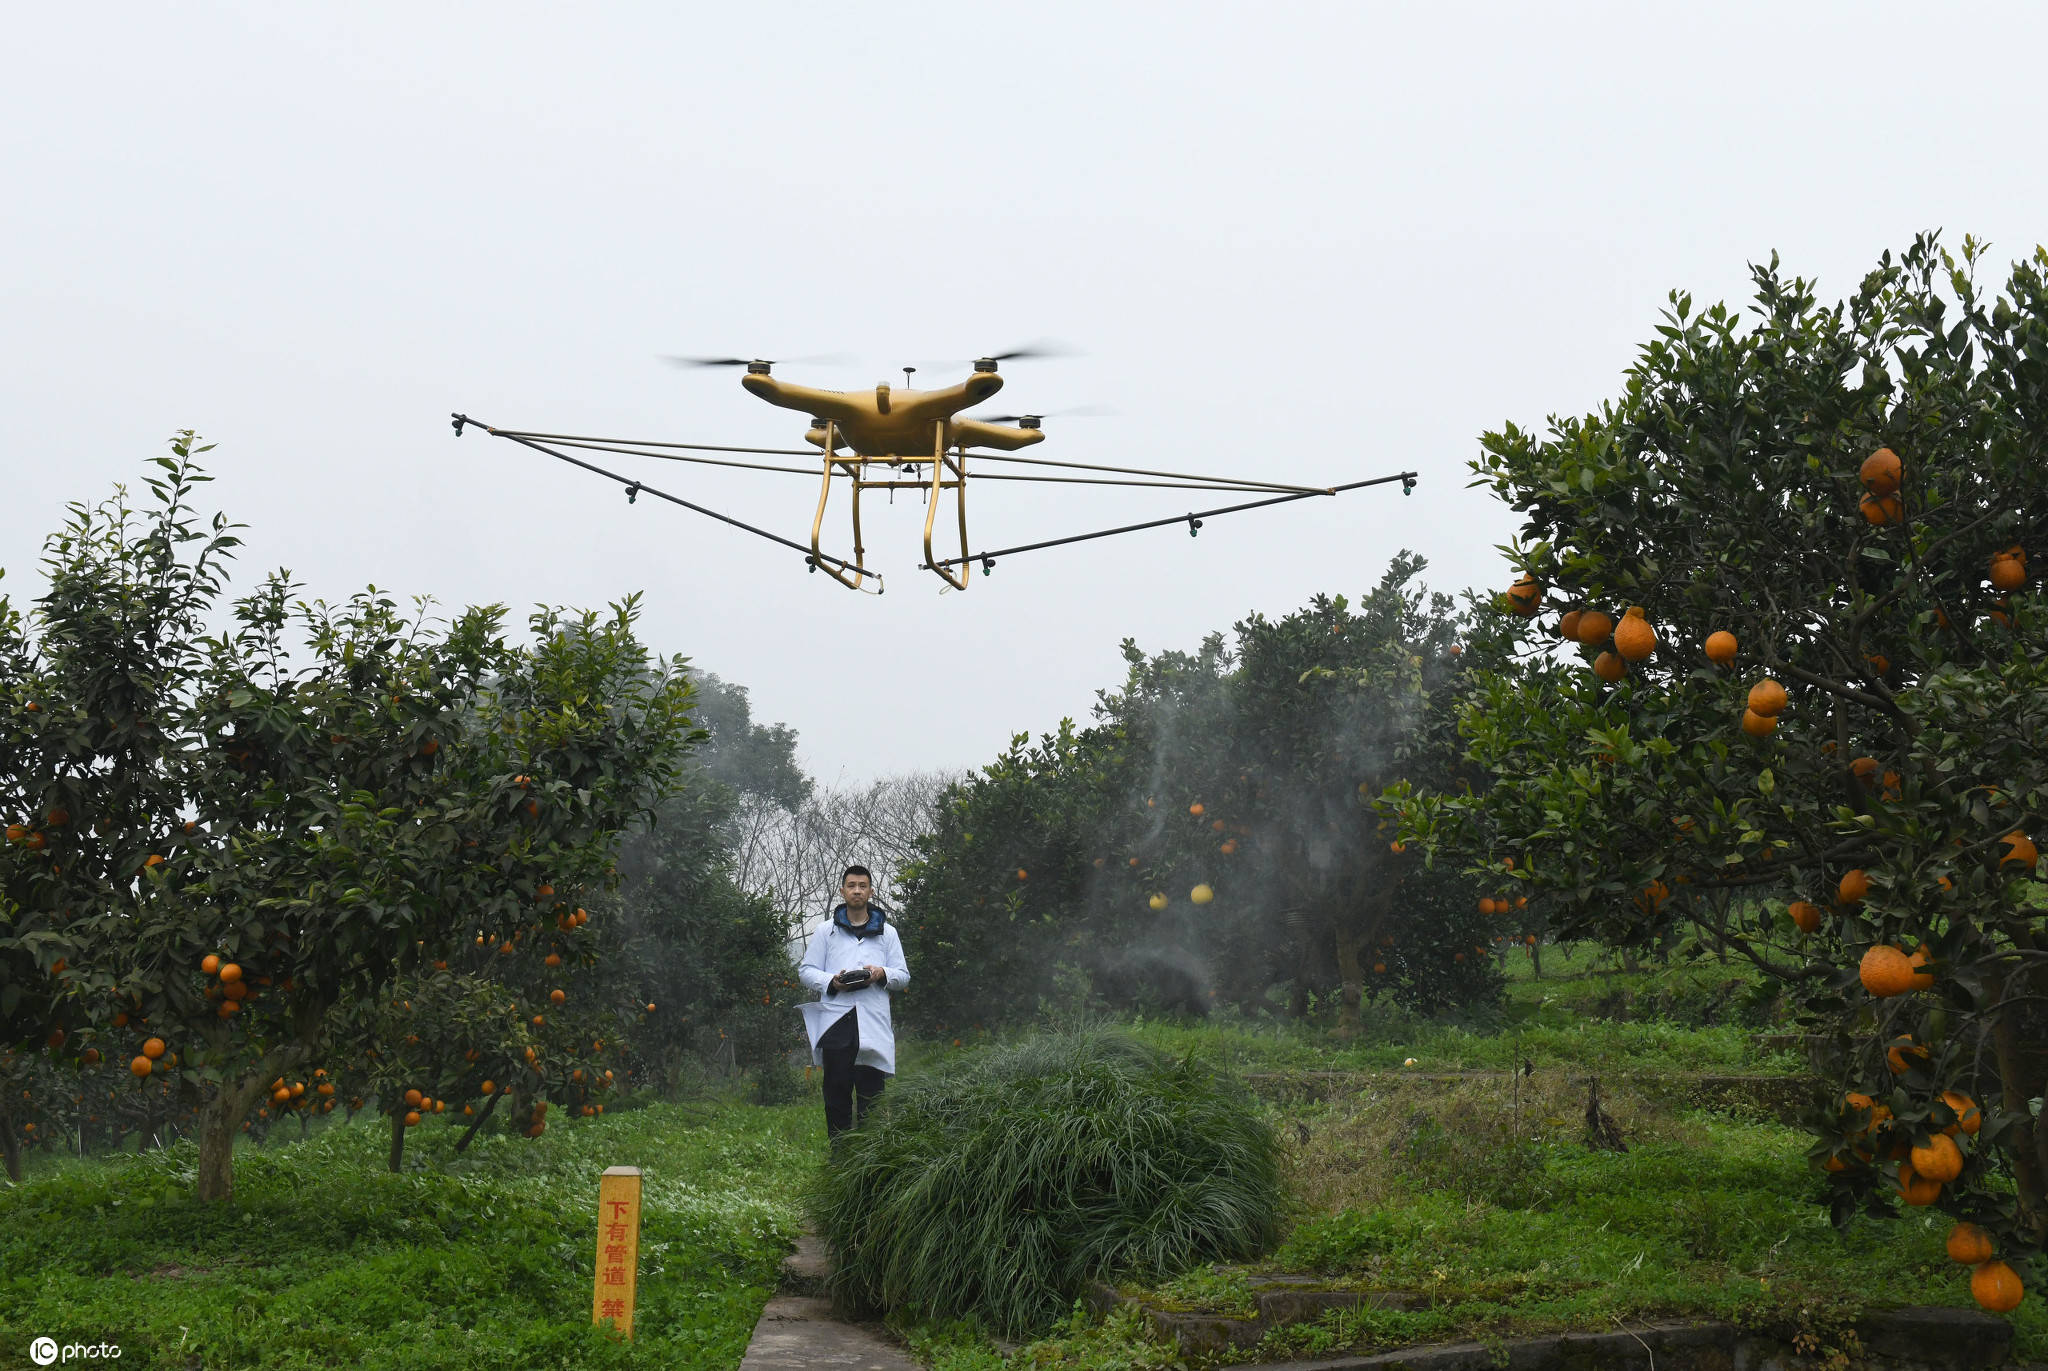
[661,352,852,371]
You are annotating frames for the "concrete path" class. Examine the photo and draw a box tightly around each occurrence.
[738,1233,921,1371]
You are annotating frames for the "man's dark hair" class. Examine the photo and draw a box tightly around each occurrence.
[842,865,872,883]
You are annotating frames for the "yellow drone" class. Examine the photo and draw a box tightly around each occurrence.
[453,347,1415,593]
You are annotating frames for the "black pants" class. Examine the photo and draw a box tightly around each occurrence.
[819,1008,887,1140]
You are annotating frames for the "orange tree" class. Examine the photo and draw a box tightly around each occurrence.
[0,440,699,1201]
[900,556,1504,1036]
[1397,236,2048,1305]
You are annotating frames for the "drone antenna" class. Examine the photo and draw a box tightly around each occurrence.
[903,366,916,388]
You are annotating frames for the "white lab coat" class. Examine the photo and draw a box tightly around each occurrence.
[797,907,910,1074]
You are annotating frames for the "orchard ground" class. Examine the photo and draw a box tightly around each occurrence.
[2,946,2041,1370]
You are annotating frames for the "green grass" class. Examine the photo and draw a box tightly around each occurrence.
[0,1096,820,1369]
[810,1029,1282,1339]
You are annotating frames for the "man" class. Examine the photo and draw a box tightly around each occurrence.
[798,865,910,1142]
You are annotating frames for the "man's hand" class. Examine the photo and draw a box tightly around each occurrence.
[864,963,886,987]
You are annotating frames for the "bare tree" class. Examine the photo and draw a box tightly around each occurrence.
[732,770,959,956]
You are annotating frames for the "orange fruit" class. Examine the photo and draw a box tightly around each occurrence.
[130,1056,152,1078]
[1016,868,1028,881]
[1506,574,1541,615]
[1613,607,1656,661]
[1860,493,1903,525]
[481,1080,496,1095]
[1788,900,1822,934]
[1886,1034,1929,1075]
[1747,679,1788,717]
[1970,1260,2024,1313]
[1478,898,1497,915]
[1998,831,2037,869]
[1908,1133,1963,1184]
[142,1037,165,1060]
[1859,447,1902,495]
[1741,709,1777,737]
[1188,803,1205,816]
[219,963,242,984]
[1859,945,1914,996]
[1940,1091,1981,1136]
[1703,630,1737,665]
[404,1110,421,1127]
[1576,611,1614,647]
[1990,553,2026,591]
[404,1088,423,1106]
[1557,610,1584,641]
[1388,841,1405,854]
[1838,869,1869,905]
[1946,1222,1994,1265]
[550,989,566,1005]
[1895,1162,1940,1206]
[1907,945,1936,990]
[1593,651,1626,683]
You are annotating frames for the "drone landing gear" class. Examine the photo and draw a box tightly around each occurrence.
[808,423,971,593]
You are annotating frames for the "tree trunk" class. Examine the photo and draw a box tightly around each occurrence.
[388,1112,407,1173]
[1529,939,1543,979]
[454,1088,501,1153]
[1990,969,2048,1241]
[1,1108,20,1183]
[1333,927,1366,1037]
[196,1067,288,1204]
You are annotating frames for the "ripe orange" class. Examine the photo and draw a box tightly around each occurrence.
[219,963,242,984]
[1970,1260,2024,1313]
[1613,607,1656,661]
[142,1037,165,1060]
[1507,574,1541,615]
[404,1110,421,1127]
[1860,493,1903,525]
[1946,1222,1994,1265]
[1886,1034,1929,1075]
[404,1088,423,1106]
[1788,900,1822,934]
[200,954,219,975]
[1388,841,1405,854]
[550,989,566,1005]
[1907,945,1935,990]
[1908,1133,1963,1184]
[1703,631,1737,665]
[1859,447,1902,496]
[1940,1091,1981,1136]
[1998,831,2037,869]
[1990,553,2026,591]
[481,1080,495,1095]
[1593,651,1626,683]
[1016,868,1027,881]
[130,1056,152,1078]
[1741,709,1777,737]
[1189,803,1205,817]
[1576,611,1614,647]
[1747,679,1788,717]
[1838,869,1869,905]
[1860,945,1913,996]
[1478,898,1497,915]
[1895,1162,1940,1206]
[1558,610,1584,641]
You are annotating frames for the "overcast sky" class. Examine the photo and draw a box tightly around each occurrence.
[6,3,2046,785]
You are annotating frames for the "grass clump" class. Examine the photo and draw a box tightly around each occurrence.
[809,1027,1282,1338]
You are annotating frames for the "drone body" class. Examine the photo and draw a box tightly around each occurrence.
[741,361,1048,455]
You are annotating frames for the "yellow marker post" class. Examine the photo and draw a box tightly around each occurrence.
[592,1165,643,1338]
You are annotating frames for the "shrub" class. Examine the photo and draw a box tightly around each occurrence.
[807,1028,1282,1337]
